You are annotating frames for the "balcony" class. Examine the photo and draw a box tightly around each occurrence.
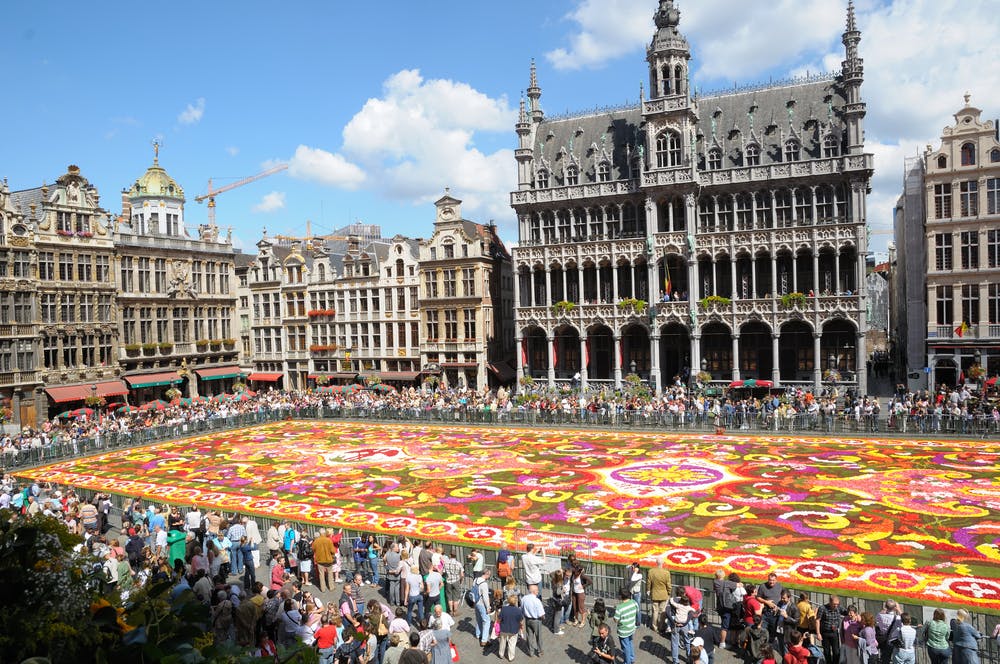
[0,371,40,387]
[0,324,36,337]
[421,340,480,353]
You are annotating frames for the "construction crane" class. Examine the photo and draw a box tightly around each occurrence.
[195,163,288,225]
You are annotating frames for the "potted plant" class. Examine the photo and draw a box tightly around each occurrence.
[967,364,986,381]
[124,343,141,355]
[695,370,713,384]
[518,375,536,389]
[231,381,247,393]
[222,338,236,348]
[195,339,209,350]
[84,395,106,408]
[780,292,808,309]
[552,300,577,315]
[141,342,158,355]
[158,342,173,352]
[165,387,182,401]
[617,298,648,314]
[698,295,732,310]
[823,368,842,383]
[315,375,330,386]
[209,339,223,349]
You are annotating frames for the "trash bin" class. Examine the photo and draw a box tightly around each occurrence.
[166,529,187,569]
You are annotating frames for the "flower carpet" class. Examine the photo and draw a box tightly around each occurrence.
[20,421,1000,611]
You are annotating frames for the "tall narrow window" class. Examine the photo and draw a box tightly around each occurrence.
[566,165,579,186]
[962,284,980,324]
[937,155,947,169]
[935,233,953,270]
[597,162,611,182]
[934,183,952,219]
[988,229,1000,268]
[775,189,793,227]
[960,142,976,166]
[990,283,1000,323]
[936,285,953,325]
[986,177,999,215]
[668,132,682,166]
[960,231,979,269]
[656,132,682,168]
[991,148,1000,163]
[960,180,978,217]
[746,144,761,166]
[536,169,549,189]
[823,135,840,158]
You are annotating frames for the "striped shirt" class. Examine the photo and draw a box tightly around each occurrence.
[616,599,638,638]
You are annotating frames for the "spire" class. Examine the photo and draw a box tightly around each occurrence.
[518,94,528,125]
[654,0,680,30]
[527,59,543,123]
[151,138,161,165]
[846,0,857,33]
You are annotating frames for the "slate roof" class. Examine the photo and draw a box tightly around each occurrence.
[533,74,846,185]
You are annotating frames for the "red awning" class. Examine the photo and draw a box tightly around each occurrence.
[248,372,283,382]
[45,380,130,403]
[125,371,183,388]
[441,362,479,368]
[194,366,245,380]
[377,371,420,381]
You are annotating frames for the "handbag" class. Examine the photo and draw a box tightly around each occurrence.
[377,615,388,637]
[450,643,460,662]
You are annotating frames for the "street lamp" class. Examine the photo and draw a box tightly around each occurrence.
[701,357,708,371]
[630,360,637,375]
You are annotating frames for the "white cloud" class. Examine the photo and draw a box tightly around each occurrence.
[293,70,516,226]
[546,0,652,70]
[226,146,239,156]
[252,191,286,213]
[288,145,366,190]
[178,97,206,125]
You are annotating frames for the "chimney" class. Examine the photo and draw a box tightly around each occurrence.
[120,190,132,224]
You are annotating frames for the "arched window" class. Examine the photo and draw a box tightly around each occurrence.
[536,169,549,189]
[707,148,722,170]
[661,65,672,96]
[566,165,579,186]
[937,155,947,169]
[746,144,761,166]
[823,135,840,158]
[597,162,611,182]
[991,148,1000,163]
[673,64,685,96]
[630,157,642,180]
[395,259,404,277]
[656,131,682,168]
[317,263,326,281]
[785,140,801,162]
[961,142,976,166]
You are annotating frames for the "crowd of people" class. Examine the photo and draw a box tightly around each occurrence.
[2,377,999,468]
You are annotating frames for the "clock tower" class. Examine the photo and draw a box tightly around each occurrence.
[434,189,462,225]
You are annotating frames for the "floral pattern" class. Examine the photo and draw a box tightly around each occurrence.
[19,422,1000,611]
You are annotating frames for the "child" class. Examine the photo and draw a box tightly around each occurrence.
[589,598,608,645]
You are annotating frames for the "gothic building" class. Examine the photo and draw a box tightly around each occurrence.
[894,96,1000,389]
[11,166,124,423]
[511,0,874,394]
[115,149,241,399]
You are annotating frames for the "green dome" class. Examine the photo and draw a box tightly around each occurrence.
[128,158,185,200]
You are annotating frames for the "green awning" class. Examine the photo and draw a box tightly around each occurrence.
[125,371,183,389]
[195,366,246,381]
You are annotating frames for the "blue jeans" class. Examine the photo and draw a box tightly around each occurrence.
[632,592,643,627]
[620,633,636,664]
[318,646,336,664]
[475,603,492,643]
[406,594,424,627]
[369,557,380,585]
[230,544,243,574]
[356,557,373,582]
[671,626,692,664]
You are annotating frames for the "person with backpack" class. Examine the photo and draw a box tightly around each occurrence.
[473,568,493,646]
[298,533,314,587]
[713,569,737,648]
[876,600,903,664]
[496,549,513,586]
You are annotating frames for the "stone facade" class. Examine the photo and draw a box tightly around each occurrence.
[510,0,873,395]
[10,166,123,424]
[115,152,240,399]
[895,96,1000,389]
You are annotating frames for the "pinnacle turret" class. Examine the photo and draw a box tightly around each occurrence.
[527,59,543,123]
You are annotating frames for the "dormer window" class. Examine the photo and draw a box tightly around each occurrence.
[746,144,761,166]
[784,140,801,162]
[656,130,682,168]
[707,149,722,171]
[823,135,840,158]
[536,169,549,189]
[991,148,1000,163]
[961,142,976,166]
[597,162,611,182]
[566,165,579,186]
[630,157,642,180]
[444,242,455,259]
[937,155,948,169]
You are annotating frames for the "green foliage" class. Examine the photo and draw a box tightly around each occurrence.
[551,300,576,315]
[698,295,732,309]
[0,511,102,664]
[616,298,648,313]
[780,291,808,309]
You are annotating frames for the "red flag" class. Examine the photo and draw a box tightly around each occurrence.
[584,340,590,368]
[520,338,527,367]
[955,321,969,337]
[552,337,558,370]
[986,376,997,386]
[958,371,965,384]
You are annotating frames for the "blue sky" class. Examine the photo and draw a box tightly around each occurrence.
[3,0,997,254]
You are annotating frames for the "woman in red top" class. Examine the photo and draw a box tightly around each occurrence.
[315,615,340,664]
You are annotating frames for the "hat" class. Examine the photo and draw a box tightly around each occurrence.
[691,637,705,648]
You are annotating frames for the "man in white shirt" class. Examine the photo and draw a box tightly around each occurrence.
[521,584,546,657]
[522,543,546,591]
[153,524,168,558]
